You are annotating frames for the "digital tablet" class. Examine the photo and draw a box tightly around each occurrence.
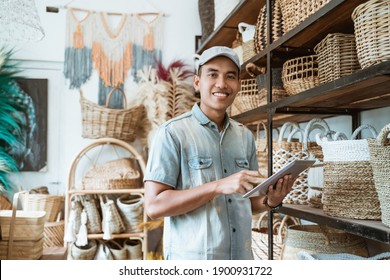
[242,159,316,198]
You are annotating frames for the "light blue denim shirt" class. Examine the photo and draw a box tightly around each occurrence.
[144,103,258,260]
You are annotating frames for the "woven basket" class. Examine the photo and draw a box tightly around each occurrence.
[234,78,263,113]
[367,123,390,227]
[82,157,140,190]
[352,0,390,69]
[256,122,269,178]
[231,30,244,65]
[256,67,290,102]
[273,122,310,205]
[22,193,64,222]
[282,55,320,95]
[80,87,144,142]
[279,0,331,34]
[117,194,144,233]
[280,225,368,260]
[43,220,64,248]
[254,1,284,53]
[252,212,300,260]
[100,195,126,238]
[318,124,382,220]
[80,195,102,234]
[314,33,361,84]
[69,240,97,260]
[242,39,256,62]
[0,191,45,260]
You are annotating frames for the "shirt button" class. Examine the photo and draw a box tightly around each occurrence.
[224,169,227,173]
[232,228,236,233]
[228,198,232,203]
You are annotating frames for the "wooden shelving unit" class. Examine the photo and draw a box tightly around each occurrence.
[197,0,390,258]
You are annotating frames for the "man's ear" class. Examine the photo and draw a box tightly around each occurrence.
[193,74,200,91]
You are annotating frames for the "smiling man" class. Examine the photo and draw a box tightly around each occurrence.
[143,46,293,260]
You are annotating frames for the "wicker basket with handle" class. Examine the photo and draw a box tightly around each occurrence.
[80,87,144,142]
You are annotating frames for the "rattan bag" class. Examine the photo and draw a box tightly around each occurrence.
[367,123,390,227]
[80,87,144,142]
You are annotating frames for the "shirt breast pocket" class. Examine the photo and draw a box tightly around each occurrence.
[235,158,250,172]
[188,156,215,187]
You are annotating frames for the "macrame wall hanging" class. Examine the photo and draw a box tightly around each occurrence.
[64,8,93,89]
[131,14,163,82]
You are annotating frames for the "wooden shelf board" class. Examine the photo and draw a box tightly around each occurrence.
[197,0,263,53]
[68,188,145,195]
[278,205,390,244]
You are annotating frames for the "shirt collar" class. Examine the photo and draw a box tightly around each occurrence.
[191,103,231,130]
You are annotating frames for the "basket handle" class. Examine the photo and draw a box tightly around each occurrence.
[302,118,331,151]
[278,122,300,142]
[7,191,28,259]
[256,121,268,152]
[376,123,390,146]
[351,124,378,140]
[105,87,127,109]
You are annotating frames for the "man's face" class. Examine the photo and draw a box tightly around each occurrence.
[194,56,240,116]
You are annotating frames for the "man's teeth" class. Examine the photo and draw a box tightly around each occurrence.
[213,93,228,96]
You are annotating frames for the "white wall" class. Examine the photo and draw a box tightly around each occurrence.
[9,0,201,194]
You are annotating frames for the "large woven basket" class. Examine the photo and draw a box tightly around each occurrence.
[0,191,45,260]
[352,0,390,69]
[367,123,390,227]
[234,78,263,113]
[314,33,361,84]
[80,87,144,142]
[43,220,64,248]
[280,225,368,260]
[318,124,382,220]
[22,193,64,222]
[282,55,320,95]
[279,0,331,34]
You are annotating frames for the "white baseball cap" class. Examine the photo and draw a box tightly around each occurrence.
[196,46,241,74]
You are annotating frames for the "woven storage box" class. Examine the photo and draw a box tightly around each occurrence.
[0,191,45,260]
[273,122,310,205]
[352,0,390,69]
[318,124,382,220]
[43,220,64,248]
[234,78,263,113]
[80,87,144,142]
[82,157,140,190]
[314,33,361,84]
[22,193,64,222]
[282,55,320,95]
[280,225,368,260]
[367,123,390,227]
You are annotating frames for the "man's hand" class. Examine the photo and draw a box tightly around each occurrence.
[266,174,294,207]
[215,170,263,195]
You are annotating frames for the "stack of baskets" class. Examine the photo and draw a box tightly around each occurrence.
[80,87,144,142]
[0,191,46,259]
[352,0,390,69]
[314,33,361,84]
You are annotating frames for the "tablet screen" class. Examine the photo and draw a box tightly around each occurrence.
[242,159,316,198]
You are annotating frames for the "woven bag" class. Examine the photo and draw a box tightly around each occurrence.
[80,195,102,234]
[314,33,361,84]
[124,239,143,260]
[318,124,382,220]
[280,225,368,260]
[367,123,390,227]
[69,240,97,260]
[352,0,390,69]
[82,157,140,190]
[116,194,144,233]
[80,87,144,142]
[273,122,310,205]
[100,195,126,239]
[106,239,127,260]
